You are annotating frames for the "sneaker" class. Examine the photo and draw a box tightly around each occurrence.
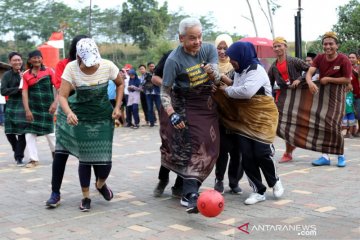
[279,153,293,163]
[171,186,182,199]
[16,159,25,167]
[25,160,39,168]
[125,123,133,128]
[273,179,284,198]
[180,196,189,207]
[337,156,346,167]
[186,193,199,214]
[312,157,330,166]
[96,183,113,201]
[343,133,353,138]
[132,124,139,129]
[244,193,266,205]
[230,185,243,195]
[46,192,61,208]
[153,179,169,197]
[79,198,91,212]
[214,179,224,194]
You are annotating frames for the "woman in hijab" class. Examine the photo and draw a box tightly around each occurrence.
[213,34,244,195]
[217,41,284,205]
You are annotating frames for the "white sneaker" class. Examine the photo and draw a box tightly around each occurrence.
[244,193,266,205]
[273,179,284,198]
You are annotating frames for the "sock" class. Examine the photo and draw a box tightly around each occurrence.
[321,154,330,160]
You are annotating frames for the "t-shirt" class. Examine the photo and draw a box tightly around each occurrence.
[62,59,119,87]
[23,67,58,90]
[345,91,354,114]
[154,50,172,78]
[162,43,218,90]
[54,58,70,87]
[276,60,289,84]
[312,53,352,80]
[351,68,360,98]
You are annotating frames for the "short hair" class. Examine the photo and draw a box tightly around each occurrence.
[178,17,202,35]
[8,51,22,61]
[348,52,358,57]
[147,62,155,67]
[138,64,146,69]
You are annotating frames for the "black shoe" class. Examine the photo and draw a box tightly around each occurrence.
[171,186,182,199]
[230,185,243,195]
[153,179,169,197]
[214,179,224,194]
[79,198,91,212]
[186,193,199,214]
[16,159,25,167]
[180,196,189,207]
[96,183,114,201]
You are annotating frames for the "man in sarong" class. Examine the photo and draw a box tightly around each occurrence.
[1,52,27,166]
[306,32,352,167]
[160,17,220,214]
[215,41,284,205]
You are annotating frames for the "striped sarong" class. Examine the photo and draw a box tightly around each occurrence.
[56,83,114,165]
[26,76,54,136]
[276,81,345,155]
[4,92,27,134]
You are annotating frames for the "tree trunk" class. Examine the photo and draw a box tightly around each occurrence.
[245,0,258,37]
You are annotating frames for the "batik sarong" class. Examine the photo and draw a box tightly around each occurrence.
[26,76,54,136]
[56,83,114,165]
[160,86,219,182]
[276,81,345,155]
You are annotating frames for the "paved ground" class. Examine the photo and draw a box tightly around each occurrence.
[0,124,359,240]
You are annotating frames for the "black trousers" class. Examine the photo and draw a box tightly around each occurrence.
[158,165,183,188]
[51,152,70,194]
[183,179,201,196]
[6,134,26,161]
[215,125,244,188]
[238,135,278,195]
[140,92,149,122]
[79,164,112,188]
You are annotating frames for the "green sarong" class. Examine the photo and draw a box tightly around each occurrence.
[56,83,114,165]
[5,92,28,134]
[26,76,54,136]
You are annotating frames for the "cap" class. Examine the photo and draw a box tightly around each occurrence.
[76,38,101,67]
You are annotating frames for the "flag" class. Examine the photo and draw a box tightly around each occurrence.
[47,32,64,49]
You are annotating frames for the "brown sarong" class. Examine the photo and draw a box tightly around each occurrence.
[160,87,219,183]
[276,82,345,155]
[213,91,278,144]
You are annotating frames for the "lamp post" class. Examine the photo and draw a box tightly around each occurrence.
[294,0,302,58]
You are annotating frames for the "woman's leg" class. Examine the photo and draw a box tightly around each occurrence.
[78,163,92,199]
[93,164,113,201]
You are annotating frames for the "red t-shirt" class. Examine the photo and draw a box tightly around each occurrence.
[22,67,59,90]
[351,67,360,98]
[54,58,70,87]
[312,53,352,80]
[276,60,289,83]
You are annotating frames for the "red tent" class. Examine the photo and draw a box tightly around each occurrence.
[239,37,275,58]
[38,44,59,69]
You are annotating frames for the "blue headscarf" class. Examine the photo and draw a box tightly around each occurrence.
[225,42,260,73]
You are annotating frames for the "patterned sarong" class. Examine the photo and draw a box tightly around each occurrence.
[5,92,27,134]
[160,87,219,182]
[26,76,54,136]
[276,81,345,155]
[213,91,279,144]
[56,83,114,165]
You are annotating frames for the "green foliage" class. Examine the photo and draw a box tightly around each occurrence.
[333,0,360,53]
[119,0,171,50]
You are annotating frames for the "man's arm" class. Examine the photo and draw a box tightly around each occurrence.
[305,66,318,94]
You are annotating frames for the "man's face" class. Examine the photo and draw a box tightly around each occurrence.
[29,56,43,67]
[148,63,155,73]
[138,66,146,74]
[272,43,287,58]
[9,55,23,71]
[179,26,202,54]
[305,57,313,65]
[322,38,338,56]
[348,53,358,65]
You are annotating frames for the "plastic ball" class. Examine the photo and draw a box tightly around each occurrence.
[197,190,225,217]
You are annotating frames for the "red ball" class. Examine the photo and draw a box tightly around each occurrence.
[197,190,225,217]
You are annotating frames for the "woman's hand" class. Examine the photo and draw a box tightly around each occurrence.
[67,112,78,126]
[25,110,34,122]
[112,107,121,120]
[49,102,57,114]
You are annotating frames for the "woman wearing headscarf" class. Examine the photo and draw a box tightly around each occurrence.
[127,69,141,129]
[213,34,243,195]
[216,41,284,205]
[56,38,124,211]
[1,52,27,166]
[22,50,60,168]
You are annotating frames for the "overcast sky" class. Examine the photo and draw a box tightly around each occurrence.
[60,0,350,42]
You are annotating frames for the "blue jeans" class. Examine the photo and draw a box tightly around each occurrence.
[128,104,140,125]
[0,104,4,125]
[146,94,161,125]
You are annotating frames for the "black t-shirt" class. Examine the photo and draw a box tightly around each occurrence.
[154,50,172,78]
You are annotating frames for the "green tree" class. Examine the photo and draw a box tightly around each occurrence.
[119,0,171,49]
[333,0,360,53]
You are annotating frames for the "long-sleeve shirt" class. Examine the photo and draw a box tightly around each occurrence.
[1,69,22,97]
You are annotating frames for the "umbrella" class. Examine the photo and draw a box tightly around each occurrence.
[239,37,275,58]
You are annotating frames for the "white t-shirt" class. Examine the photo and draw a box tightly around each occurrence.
[62,59,119,87]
